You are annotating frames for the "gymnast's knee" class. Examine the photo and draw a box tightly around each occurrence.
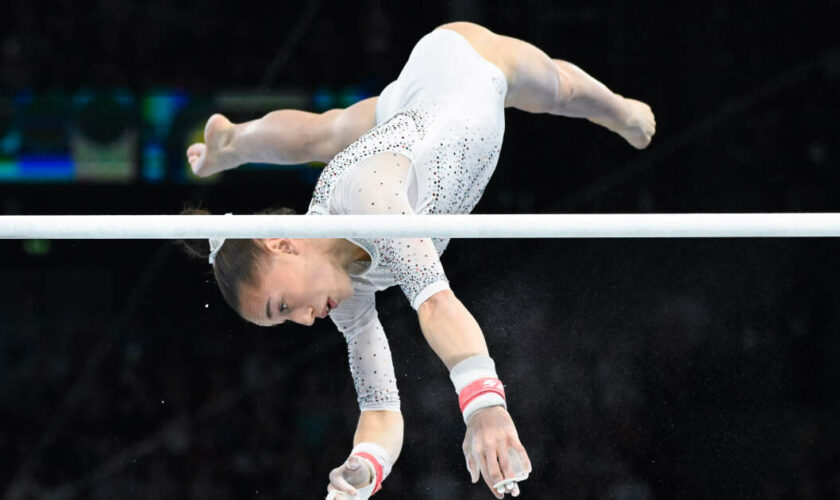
[551,60,577,110]
[436,21,484,32]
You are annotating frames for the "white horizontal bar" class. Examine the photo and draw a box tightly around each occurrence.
[1,213,839,239]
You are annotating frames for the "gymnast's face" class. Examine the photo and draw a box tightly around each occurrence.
[238,238,355,328]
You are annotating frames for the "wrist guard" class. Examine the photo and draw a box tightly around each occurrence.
[449,355,507,424]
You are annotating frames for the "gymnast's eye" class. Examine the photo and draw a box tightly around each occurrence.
[279,302,288,314]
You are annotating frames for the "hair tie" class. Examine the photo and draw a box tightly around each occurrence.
[208,213,233,265]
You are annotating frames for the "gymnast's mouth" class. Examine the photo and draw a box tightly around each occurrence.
[321,298,337,318]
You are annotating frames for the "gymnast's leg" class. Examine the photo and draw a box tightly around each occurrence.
[438,22,656,149]
[186,97,378,177]
[188,22,655,177]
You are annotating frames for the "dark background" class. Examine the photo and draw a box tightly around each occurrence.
[1,1,838,499]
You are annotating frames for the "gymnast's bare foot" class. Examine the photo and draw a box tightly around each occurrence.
[589,98,656,150]
[186,114,240,177]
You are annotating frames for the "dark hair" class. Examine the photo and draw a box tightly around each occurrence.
[178,206,297,316]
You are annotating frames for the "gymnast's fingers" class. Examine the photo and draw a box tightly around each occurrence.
[497,446,517,494]
[522,451,533,475]
[328,467,359,496]
[480,448,505,499]
[325,484,339,499]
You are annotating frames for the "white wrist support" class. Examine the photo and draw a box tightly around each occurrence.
[351,442,392,496]
[449,355,507,424]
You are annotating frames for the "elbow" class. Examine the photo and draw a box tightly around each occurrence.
[362,409,404,427]
[417,289,457,319]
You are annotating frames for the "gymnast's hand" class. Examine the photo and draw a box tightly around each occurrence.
[463,406,532,498]
[326,455,373,499]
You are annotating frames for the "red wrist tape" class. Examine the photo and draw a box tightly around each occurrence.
[353,452,383,494]
[458,377,506,413]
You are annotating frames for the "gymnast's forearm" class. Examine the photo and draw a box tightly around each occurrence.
[353,409,404,462]
[417,290,490,371]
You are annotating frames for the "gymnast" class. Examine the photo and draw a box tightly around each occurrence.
[181,22,655,499]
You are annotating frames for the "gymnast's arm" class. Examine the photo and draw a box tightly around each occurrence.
[337,153,530,496]
[416,286,532,499]
[326,291,403,496]
[187,97,378,177]
[416,290,488,369]
[353,409,403,462]
[343,309,404,463]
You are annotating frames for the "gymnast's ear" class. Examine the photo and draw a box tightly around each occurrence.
[259,238,299,256]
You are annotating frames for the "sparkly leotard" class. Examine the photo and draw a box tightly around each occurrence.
[306,29,507,411]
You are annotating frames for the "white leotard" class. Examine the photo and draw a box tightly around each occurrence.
[306,29,507,411]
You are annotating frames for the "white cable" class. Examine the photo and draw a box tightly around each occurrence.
[0,213,839,239]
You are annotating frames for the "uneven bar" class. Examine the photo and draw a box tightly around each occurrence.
[1,213,839,239]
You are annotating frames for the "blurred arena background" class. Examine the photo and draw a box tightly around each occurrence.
[1,1,838,498]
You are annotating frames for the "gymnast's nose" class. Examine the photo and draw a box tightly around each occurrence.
[288,306,315,326]
[304,306,316,326]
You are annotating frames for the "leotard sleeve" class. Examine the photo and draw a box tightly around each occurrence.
[333,152,451,310]
[329,289,400,412]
